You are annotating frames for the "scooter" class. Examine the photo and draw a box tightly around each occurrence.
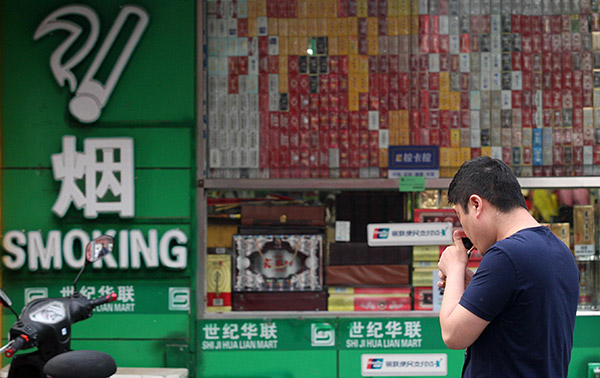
[0,235,119,378]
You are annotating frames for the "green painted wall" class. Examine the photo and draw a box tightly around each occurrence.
[0,0,196,372]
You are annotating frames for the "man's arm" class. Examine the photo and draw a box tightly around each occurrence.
[438,233,490,350]
[438,266,489,349]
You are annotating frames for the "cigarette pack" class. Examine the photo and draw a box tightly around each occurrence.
[412,267,437,287]
[413,286,433,311]
[574,205,595,257]
[207,254,232,312]
[412,245,442,262]
[594,146,600,165]
[585,127,594,146]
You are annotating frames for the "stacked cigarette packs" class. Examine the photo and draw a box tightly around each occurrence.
[205,0,600,178]
[412,245,439,310]
[328,286,412,311]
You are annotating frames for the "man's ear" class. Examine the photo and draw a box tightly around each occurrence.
[469,194,483,217]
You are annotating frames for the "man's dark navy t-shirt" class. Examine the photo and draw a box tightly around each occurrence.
[459,226,579,378]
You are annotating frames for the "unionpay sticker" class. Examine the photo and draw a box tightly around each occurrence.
[361,353,447,376]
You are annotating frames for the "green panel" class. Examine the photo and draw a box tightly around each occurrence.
[571,347,600,378]
[1,170,58,230]
[0,313,188,340]
[1,339,183,369]
[165,344,190,368]
[574,316,600,347]
[0,1,194,148]
[71,313,189,339]
[2,129,193,169]
[1,315,190,368]
[571,317,600,378]
[198,350,338,378]
[133,130,194,168]
[135,169,193,219]
[71,339,184,368]
[1,169,192,229]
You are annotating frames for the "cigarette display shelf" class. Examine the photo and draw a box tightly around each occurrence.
[199,176,600,318]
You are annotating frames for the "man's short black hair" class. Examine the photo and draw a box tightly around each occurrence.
[447,156,528,214]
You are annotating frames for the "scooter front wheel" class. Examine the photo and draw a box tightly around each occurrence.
[43,350,116,378]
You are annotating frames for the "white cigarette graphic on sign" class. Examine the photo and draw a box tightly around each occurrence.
[34,5,150,123]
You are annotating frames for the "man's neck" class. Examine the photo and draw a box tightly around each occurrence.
[494,207,540,242]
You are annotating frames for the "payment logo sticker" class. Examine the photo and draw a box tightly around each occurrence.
[361,353,447,376]
[366,358,384,369]
[373,228,390,239]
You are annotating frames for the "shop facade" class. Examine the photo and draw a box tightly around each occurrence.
[2,0,600,377]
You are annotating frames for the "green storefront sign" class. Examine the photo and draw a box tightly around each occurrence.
[2,281,190,314]
[198,317,463,377]
[1,0,196,371]
[199,318,444,352]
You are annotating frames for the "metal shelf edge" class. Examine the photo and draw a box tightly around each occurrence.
[203,177,600,190]
[201,311,441,319]
[200,310,600,319]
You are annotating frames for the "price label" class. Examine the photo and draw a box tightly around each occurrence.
[398,176,425,192]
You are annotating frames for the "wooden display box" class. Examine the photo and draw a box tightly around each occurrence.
[232,291,327,311]
[233,234,323,292]
[325,264,410,286]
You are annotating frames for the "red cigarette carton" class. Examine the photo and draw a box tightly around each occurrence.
[593,146,600,164]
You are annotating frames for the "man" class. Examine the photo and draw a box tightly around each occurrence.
[437,156,579,377]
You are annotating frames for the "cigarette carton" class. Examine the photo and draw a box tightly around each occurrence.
[574,205,595,257]
[207,254,232,312]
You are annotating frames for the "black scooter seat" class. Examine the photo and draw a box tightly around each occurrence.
[43,350,117,378]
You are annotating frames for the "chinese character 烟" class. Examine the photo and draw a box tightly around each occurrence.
[51,135,135,219]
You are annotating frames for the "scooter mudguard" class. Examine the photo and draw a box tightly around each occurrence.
[7,351,46,378]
